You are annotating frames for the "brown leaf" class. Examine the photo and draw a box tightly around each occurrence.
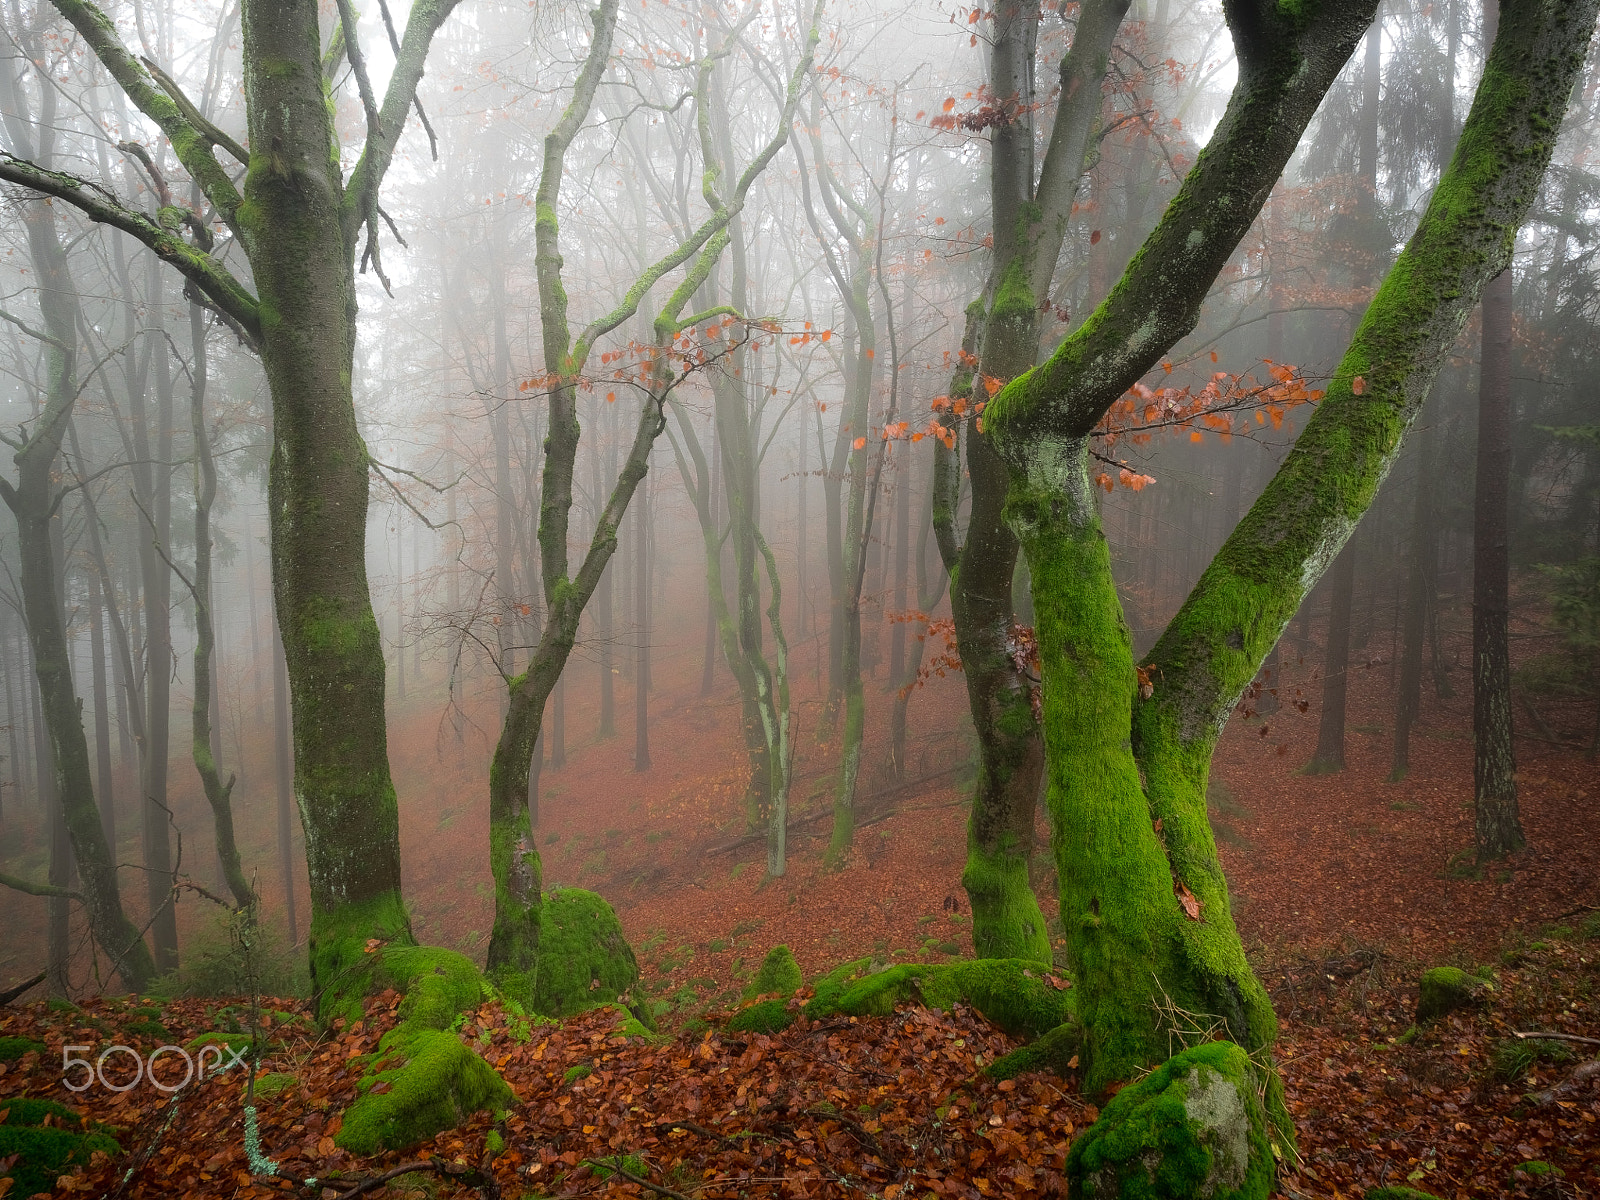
[1176,881,1203,921]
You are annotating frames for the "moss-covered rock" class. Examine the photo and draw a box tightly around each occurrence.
[1415,967,1491,1023]
[742,945,803,1001]
[728,998,796,1035]
[0,1036,45,1062]
[985,1019,1083,1081]
[0,1095,121,1198]
[335,1027,514,1154]
[816,959,1073,1040]
[522,888,643,1020]
[1065,1041,1272,1200]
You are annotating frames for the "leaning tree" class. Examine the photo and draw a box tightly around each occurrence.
[0,0,464,1014]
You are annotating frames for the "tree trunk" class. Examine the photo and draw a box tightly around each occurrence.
[1472,265,1523,859]
[187,301,255,910]
[1304,540,1357,774]
[138,266,180,973]
[273,616,297,945]
[634,470,651,771]
[1391,395,1437,781]
[88,564,116,847]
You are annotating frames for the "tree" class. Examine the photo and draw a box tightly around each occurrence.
[0,0,467,1014]
[985,0,1594,1130]
[484,0,825,982]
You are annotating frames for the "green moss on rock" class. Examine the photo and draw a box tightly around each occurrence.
[1416,967,1491,1023]
[742,945,803,1001]
[985,1019,1083,1081]
[527,888,643,1020]
[728,998,796,1035]
[1065,1041,1272,1200]
[383,946,487,1030]
[335,1027,514,1154]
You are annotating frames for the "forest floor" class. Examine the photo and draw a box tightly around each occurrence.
[2,609,1598,1198]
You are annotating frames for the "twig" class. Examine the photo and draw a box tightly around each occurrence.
[1513,1031,1600,1046]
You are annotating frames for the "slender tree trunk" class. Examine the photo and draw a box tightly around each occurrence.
[1305,542,1357,773]
[187,301,255,909]
[888,434,910,698]
[88,565,116,847]
[634,469,651,771]
[273,616,297,944]
[1391,395,1437,780]
[1473,265,1523,859]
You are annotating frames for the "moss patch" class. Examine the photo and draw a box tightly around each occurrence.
[742,945,803,1001]
[812,959,1073,1040]
[0,1096,121,1198]
[523,888,644,1021]
[984,1019,1083,1080]
[728,998,796,1035]
[803,957,873,1019]
[335,1027,514,1155]
[0,1036,45,1062]
[1065,1041,1272,1200]
[1416,967,1491,1023]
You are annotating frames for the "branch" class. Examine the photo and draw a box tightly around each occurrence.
[0,870,82,900]
[1144,0,1600,750]
[47,0,244,228]
[986,1,1377,447]
[375,0,439,160]
[138,56,250,166]
[0,153,260,344]
[341,0,468,253]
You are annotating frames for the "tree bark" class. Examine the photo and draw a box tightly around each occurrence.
[1473,265,1524,859]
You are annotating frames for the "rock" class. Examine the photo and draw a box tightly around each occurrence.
[742,945,803,1001]
[1066,1041,1272,1200]
[529,888,645,1022]
[728,998,795,1034]
[1415,967,1491,1023]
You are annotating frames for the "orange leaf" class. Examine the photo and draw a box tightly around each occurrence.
[853,436,866,449]
[1209,351,1218,363]
[942,96,956,112]
[1089,229,1101,245]
[1351,375,1366,395]
[1189,430,1203,443]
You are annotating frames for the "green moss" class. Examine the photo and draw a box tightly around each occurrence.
[962,835,1050,964]
[803,957,873,1019]
[564,1062,593,1084]
[830,959,1073,1040]
[742,945,803,1001]
[187,1030,255,1055]
[1065,1041,1272,1200]
[251,1072,298,1102]
[728,998,795,1035]
[592,1153,648,1181]
[525,888,644,1022]
[335,1027,514,1154]
[1416,966,1491,1023]
[0,1037,45,1062]
[124,1018,172,1042]
[383,946,487,1031]
[0,1096,120,1197]
[985,1020,1083,1081]
[308,888,414,1026]
[1366,1188,1439,1200]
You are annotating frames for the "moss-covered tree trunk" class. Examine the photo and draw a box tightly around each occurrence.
[945,0,1128,962]
[988,0,1594,1108]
